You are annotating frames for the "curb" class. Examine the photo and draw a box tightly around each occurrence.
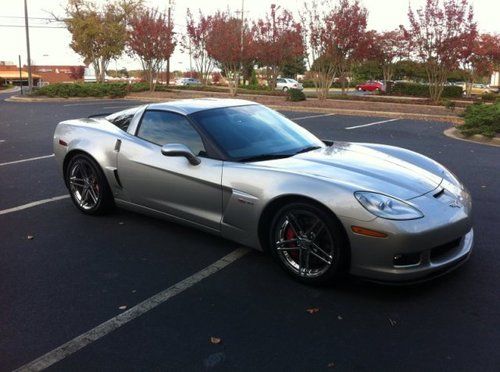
[444,127,500,147]
[5,95,127,103]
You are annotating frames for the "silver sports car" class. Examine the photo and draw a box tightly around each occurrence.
[53,98,473,284]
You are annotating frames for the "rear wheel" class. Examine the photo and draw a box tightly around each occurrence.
[65,154,114,215]
[269,202,348,284]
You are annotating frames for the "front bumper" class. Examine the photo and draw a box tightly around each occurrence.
[343,188,473,283]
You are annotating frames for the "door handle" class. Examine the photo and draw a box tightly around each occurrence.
[114,139,122,152]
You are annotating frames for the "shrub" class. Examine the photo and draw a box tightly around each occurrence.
[481,92,499,102]
[287,88,306,102]
[129,82,150,92]
[33,83,129,98]
[391,82,463,98]
[459,102,500,138]
[443,99,456,111]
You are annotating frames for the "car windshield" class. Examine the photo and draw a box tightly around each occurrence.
[190,104,325,161]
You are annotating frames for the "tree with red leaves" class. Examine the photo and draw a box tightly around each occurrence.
[302,0,368,98]
[69,66,86,81]
[252,4,304,89]
[368,29,407,88]
[404,0,477,102]
[127,8,176,91]
[205,11,254,96]
[184,9,215,85]
[461,33,500,96]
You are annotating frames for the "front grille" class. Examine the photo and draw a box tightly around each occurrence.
[430,238,462,261]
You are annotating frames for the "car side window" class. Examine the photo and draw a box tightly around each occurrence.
[137,110,206,156]
[277,78,285,84]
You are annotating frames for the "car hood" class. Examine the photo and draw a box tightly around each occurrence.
[255,142,442,200]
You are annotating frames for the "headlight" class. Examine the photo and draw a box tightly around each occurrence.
[354,192,424,220]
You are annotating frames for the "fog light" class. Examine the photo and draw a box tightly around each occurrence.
[393,252,421,267]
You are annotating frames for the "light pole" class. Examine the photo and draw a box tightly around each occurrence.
[166,0,172,85]
[24,0,33,93]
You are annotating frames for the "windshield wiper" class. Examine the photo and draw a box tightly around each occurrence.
[238,153,293,163]
[293,145,322,155]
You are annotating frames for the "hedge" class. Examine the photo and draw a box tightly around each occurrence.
[286,88,306,102]
[33,83,129,98]
[459,102,500,138]
[390,82,463,98]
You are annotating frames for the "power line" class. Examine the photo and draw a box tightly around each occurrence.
[0,24,66,29]
[0,15,62,21]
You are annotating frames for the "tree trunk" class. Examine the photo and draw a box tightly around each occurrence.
[99,59,107,83]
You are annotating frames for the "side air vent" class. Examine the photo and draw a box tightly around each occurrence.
[433,188,445,198]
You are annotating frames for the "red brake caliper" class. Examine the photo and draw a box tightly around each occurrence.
[285,226,299,260]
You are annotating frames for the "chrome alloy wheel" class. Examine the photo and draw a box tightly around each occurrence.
[274,210,335,278]
[68,160,100,210]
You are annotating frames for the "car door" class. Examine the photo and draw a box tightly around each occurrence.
[276,78,286,90]
[117,110,223,231]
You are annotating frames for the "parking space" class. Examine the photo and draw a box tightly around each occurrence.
[1,95,499,371]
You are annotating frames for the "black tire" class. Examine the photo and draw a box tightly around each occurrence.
[65,153,114,215]
[269,202,348,285]
[282,87,289,92]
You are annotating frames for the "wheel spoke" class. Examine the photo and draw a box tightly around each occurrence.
[69,177,86,188]
[311,242,333,265]
[79,187,89,206]
[87,186,98,204]
[276,238,299,247]
[287,213,303,235]
[299,249,311,276]
[305,218,325,240]
[277,246,300,252]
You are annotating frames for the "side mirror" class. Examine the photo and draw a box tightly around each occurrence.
[161,143,201,165]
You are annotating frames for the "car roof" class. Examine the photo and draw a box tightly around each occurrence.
[147,98,258,115]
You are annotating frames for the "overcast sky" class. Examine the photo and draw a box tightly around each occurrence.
[1,0,498,70]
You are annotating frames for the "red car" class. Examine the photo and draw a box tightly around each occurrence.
[356,81,384,92]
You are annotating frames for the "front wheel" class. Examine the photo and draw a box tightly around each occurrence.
[65,154,114,215]
[282,87,289,92]
[269,202,348,284]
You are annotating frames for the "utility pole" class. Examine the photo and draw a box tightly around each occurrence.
[18,55,23,95]
[239,0,244,86]
[166,0,172,85]
[24,0,33,93]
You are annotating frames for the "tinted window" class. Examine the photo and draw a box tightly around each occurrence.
[137,111,206,156]
[277,78,285,83]
[190,105,324,160]
[106,106,141,131]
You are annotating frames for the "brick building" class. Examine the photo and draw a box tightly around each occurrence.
[0,61,85,85]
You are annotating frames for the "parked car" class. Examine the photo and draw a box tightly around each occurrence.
[53,99,473,285]
[356,80,384,92]
[176,78,201,86]
[276,78,303,91]
[464,83,499,95]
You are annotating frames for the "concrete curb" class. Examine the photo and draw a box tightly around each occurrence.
[5,95,125,103]
[444,127,500,147]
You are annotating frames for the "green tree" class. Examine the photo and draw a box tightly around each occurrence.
[281,56,306,78]
[63,0,142,82]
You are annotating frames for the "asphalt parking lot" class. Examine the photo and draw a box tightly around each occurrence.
[1,91,499,372]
